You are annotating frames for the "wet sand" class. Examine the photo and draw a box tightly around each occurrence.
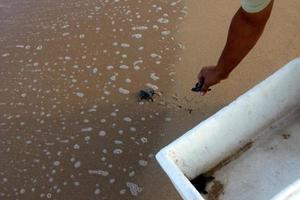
[0,0,300,199]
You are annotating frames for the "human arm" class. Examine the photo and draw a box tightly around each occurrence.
[198,0,274,95]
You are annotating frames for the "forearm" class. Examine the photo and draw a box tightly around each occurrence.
[216,2,273,78]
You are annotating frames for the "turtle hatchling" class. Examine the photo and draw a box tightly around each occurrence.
[139,88,156,102]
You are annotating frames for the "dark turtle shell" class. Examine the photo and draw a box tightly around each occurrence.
[192,77,205,92]
[191,77,211,93]
[139,88,155,101]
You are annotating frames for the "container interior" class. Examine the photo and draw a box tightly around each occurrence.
[206,106,300,200]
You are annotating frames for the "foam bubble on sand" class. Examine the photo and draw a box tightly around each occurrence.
[123,117,132,122]
[94,188,101,195]
[70,157,76,163]
[20,188,26,194]
[148,154,154,158]
[120,189,126,195]
[110,179,115,184]
[151,24,158,30]
[113,149,123,154]
[2,53,10,57]
[125,78,131,83]
[110,112,117,117]
[150,73,159,81]
[81,127,93,132]
[180,9,188,16]
[133,60,143,66]
[132,26,148,31]
[138,160,148,167]
[121,43,130,48]
[88,107,97,112]
[140,137,148,144]
[146,83,159,90]
[164,117,172,122]
[130,127,137,132]
[110,75,117,81]
[119,64,129,69]
[129,171,135,177]
[76,92,84,97]
[16,45,24,48]
[84,136,91,141]
[106,65,114,70]
[133,60,143,70]
[114,140,123,145]
[73,144,80,150]
[33,62,39,67]
[132,33,142,39]
[49,177,54,183]
[53,161,60,166]
[98,131,106,136]
[150,53,161,59]
[92,68,98,74]
[104,90,110,95]
[88,170,109,176]
[133,65,140,70]
[25,140,32,145]
[101,157,106,161]
[157,17,169,24]
[118,88,130,94]
[36,45,43,50]
[161,30,171,36]
[74,161,81,168]
[126,182,143,196]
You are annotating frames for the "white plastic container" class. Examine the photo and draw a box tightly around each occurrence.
[156,58,300,200]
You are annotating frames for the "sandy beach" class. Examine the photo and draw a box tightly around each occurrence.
[0,0,299,199]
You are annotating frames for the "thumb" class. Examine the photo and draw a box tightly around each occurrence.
[200,83,209,96]
[200,81,212,96]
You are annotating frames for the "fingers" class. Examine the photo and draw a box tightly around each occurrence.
[195,77,211,96]
[199,83,209,96]
[196,66,219,96]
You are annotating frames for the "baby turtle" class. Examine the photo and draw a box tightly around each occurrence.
[139,88,156,102]
[191,174,215,194]
[192,77,211,93]
[192,77,205,92]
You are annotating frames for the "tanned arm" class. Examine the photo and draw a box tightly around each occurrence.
[198,0,274,95]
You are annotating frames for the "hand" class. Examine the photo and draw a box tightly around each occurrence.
[197,66,228,95]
